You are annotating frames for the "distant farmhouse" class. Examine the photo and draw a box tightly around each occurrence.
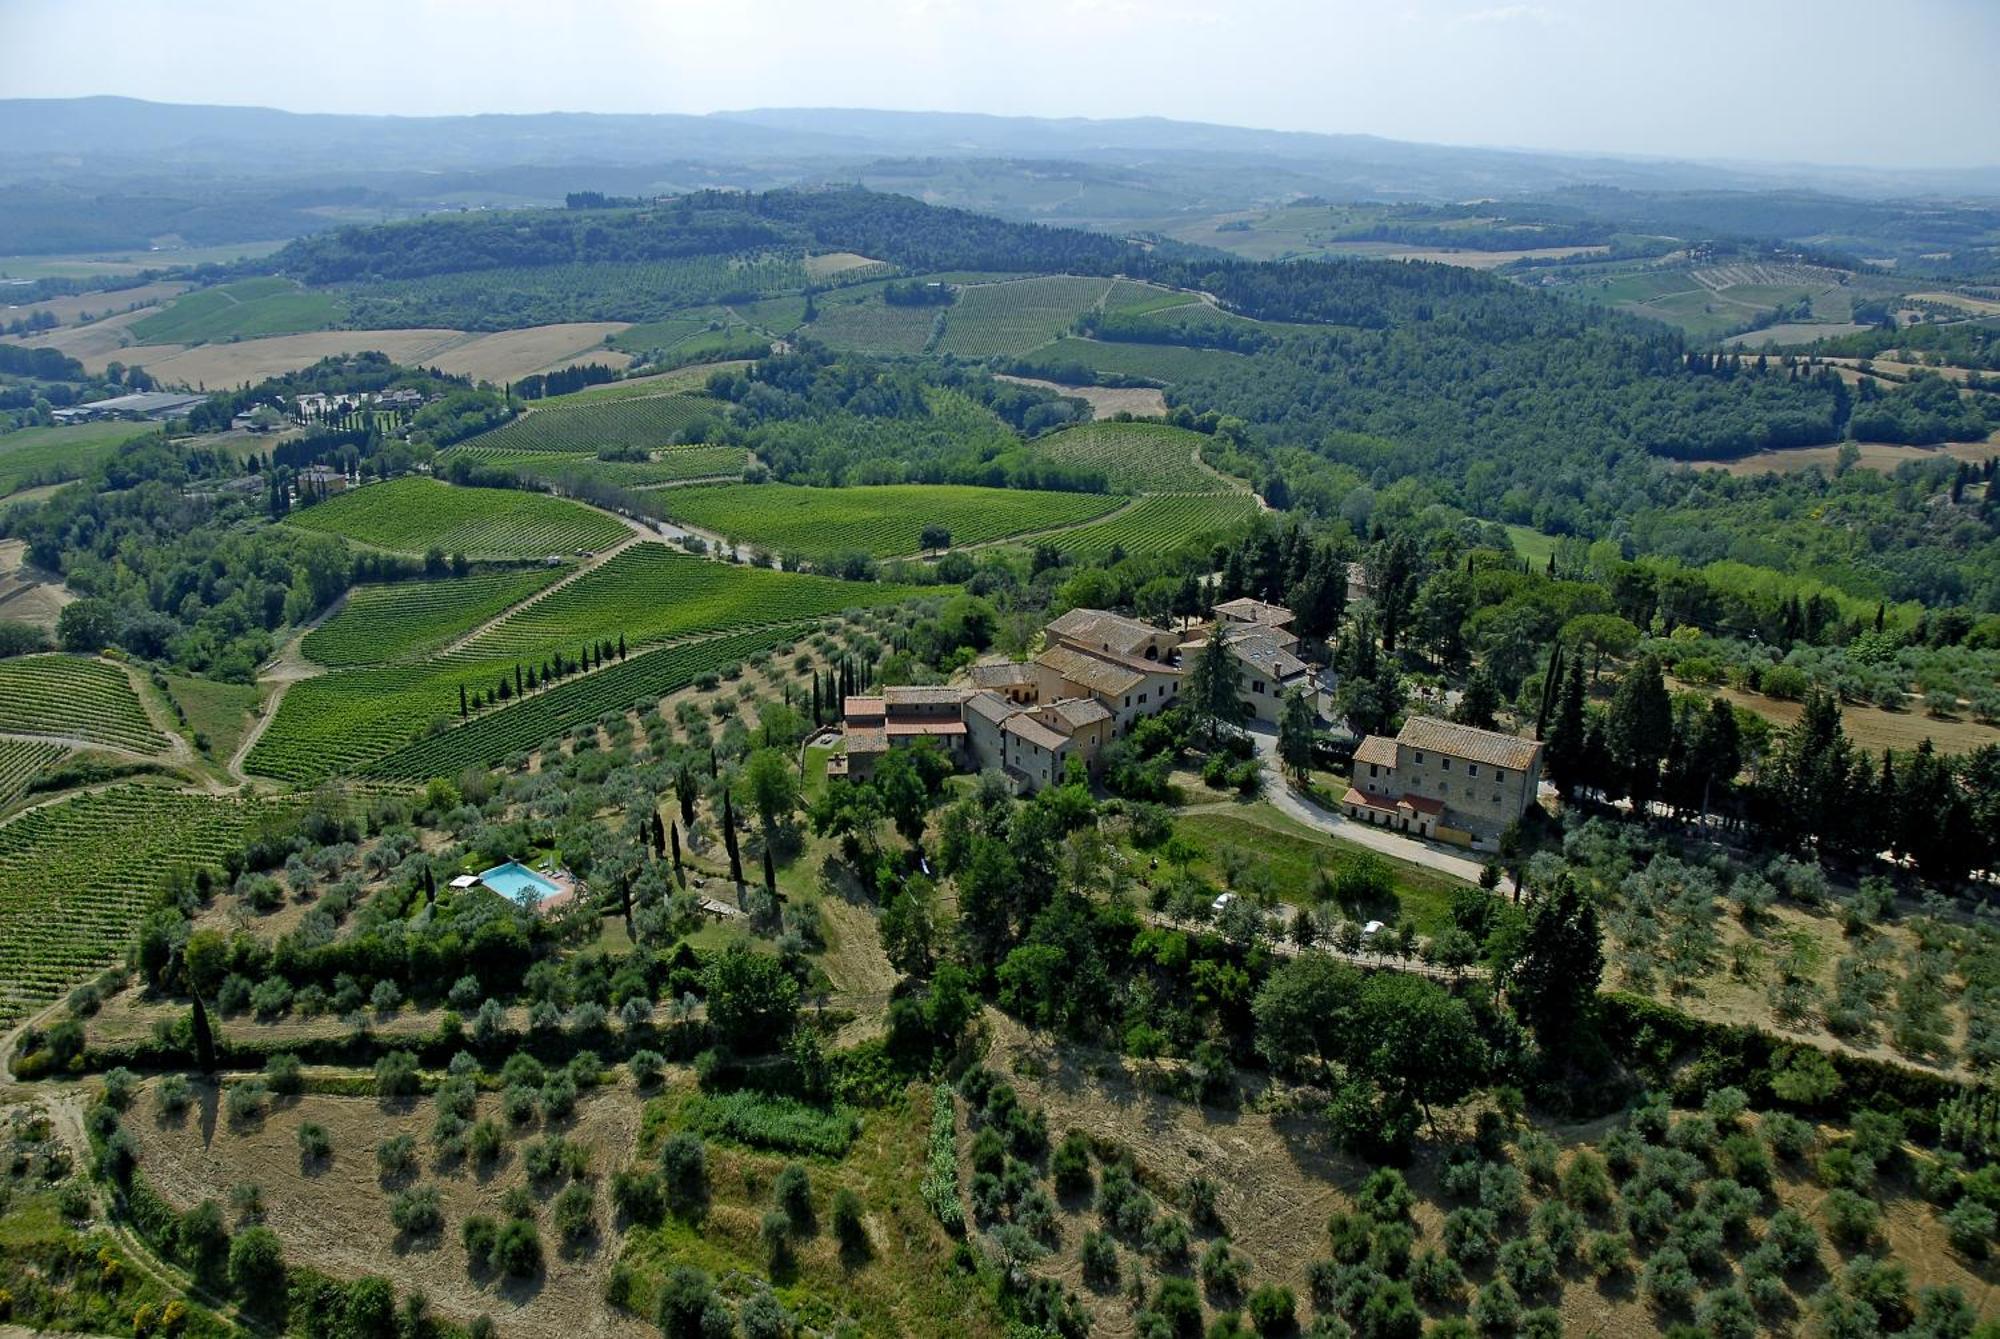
[51,391,207,424]
[836,603,1333,794]
[1342,716,1543,848]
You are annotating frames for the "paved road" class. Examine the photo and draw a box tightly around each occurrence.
[1244,725,1516,895]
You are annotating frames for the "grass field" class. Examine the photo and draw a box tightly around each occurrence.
[1029,421,1237,493]
[1175,805,1463,931]
[454,542,930,661]
[1504,523,1561,566]
[0,420,156,496]
[657,482,1121,559]
[449,444,750,489]
[521,361,751,407]
[0,786,289,1025]
[284,478,630,558]
[158,672,260,765]
[0,654,167,752]
[933,276,1115,357]
[1021,336,1249,384]
[0,240,288,282]
[1709,435,2000,477]
[1041,492,1258,558]
[461,394,724,454]
[302,567,571,667]
[129,277,342,343]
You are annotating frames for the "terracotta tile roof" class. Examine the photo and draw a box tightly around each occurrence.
[886,720,967,737]
[963,689,1021,725]
[969,661,1034,687]
[1397,793,1446,816]
[1035,644,1144,696]
[1047,697,1111,731]
[1343,786,1398,812]
[1005,714,1069,751]
[1354,735,1400,768]
[1046,607,1167,658]
[1226,631,1310,681]
[883,684,970,706]
[1213,597,1294,628]
[1396,715,1541,771]
[846,726,888,754]
[843,696,885,719]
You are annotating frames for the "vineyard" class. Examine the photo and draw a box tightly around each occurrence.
[807,297,939,355]
[284,478,631,558]
[1030,421,1238,493]
[460,394,726,454]
[656,482,1120,559]
[129,276,341,343]
[301,567,569,668]
[252,548,924,783]
[1043,492,1259,558]
[449,444,749,490]
[362,627,800,781]
[333,255,813,330]
[0,654,167,753]
[456,543,928,660]
[0,738,68,811]
[0,787,291,1027]
[1016,336,1249,385]
[933,276,1116,357]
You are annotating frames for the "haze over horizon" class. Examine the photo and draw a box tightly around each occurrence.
[4,0,1996,173]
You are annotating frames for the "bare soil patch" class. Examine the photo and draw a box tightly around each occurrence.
[122,331,464,386]
[0,537,74,631]
[0,281,188,330]
[993,375,1168,420]
[804,253,884,279]
[1709,682,2000,755]
[3,308,167,369]
[425,324,634,384]
[1709,434,2000,477]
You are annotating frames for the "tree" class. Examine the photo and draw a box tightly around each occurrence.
[1452,668,1502,732]
[1606,655,1671,815]
[739,746,802,841]
[675,765,698,826]
[1359,973,1485,1133]
[1184,637,1244,747]
[227,1225,286,1300]
[1277,690,1317,783]
[875,742,953,850]
[721,790,743,884]
[919,522,952,554]
[57,598,119,653]
[702,945,799,1053]
[1506,873,1603,1049]
[1253,954,1363,1078]
[190,996,218,1074]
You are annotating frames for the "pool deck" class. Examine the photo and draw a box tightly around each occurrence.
[474,861,581,914]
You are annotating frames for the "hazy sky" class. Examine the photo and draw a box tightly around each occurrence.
[3,0,1996,168]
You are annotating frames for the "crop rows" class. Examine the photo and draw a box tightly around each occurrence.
[285,478,630,559]
[1045,492,1259,558]
[657,482,1121,559]
[934,276,1116,358]
[0,654,166,752]
[450,445,748,490]
[0,421,156,497]
[1020,336,1248,385]
[302,567,568,668]
[0,739,68,811]
[0,787,289,1026]
[807,297,939,355]
[454,543,929,661]
[362,627,799,781]
[458,394,725,454]
[1031,421,1232,494]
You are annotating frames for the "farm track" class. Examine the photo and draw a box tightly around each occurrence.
[433,535,640,659]
[938,495,1146,556]
[227,596,347,785]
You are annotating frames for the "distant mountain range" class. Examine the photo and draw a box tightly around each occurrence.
[5,96,1996,202]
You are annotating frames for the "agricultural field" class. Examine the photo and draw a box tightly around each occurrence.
[0,738,68,811]
[1041,491,1259,558]
[656,481,1121,559]
[454,542,930,662]
[933,276,1116,357]
[421,322,632,383]
[530,361,751,406]
[0,279,187,330]
[0,654,167,753]
[129,276,343,343]
[0,240,288,282]
[460,393,725,455]
[0,419,156,496]
[334,255,812,330]
[0,786,290,1026]
[283,478,631,559]
[301,567,571,668]
[450,444,750,489]
[807,294,940,355]
[992,374,1168,420]
[1029,421,1240,493]
[1020,335,1251,385]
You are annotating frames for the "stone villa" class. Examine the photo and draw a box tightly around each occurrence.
[1341,715,1543,848]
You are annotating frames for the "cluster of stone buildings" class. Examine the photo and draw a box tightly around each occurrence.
[831,597,1542,848]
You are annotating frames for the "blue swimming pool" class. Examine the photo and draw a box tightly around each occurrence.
[478,861,562,906]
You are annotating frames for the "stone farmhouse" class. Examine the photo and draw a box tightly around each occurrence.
[1341,715,1543,848]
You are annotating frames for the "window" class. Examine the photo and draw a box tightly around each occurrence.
[1439,782,1449,795]
[1467,763,1479,778]
[1252,680,1265,694]
[1415,752,1425,764]
[1441,758,1451,772]
[1123,695,1131,707]
[1493,793,1502,804]
[1495,770,1506,782]
[1139,691,1148,704]
[1369,764,1379,778]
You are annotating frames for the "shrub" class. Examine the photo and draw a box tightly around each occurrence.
[1200,1237,1246,1298]
[461,1214,499,1268]
[1823,1188,1880,1248]
[1442,1207,1497,1265]
[1470,1277,1522,1333]
[661,1131,708,1212]
[501,1083,537,1124]
[156,1074,193,1115]
[374,1050,420,1100]
[1409,1247,1464,1305]
[296,1122,331,1162]
[1245,1284,1295,1336]
[101,1067,139,1110]
[1498,1237,1558,1296]
[554,1181,594,1246]
[1515,1131,1559,1190]
[832,1187,867,1257]
[435,1075,476,1121]
[226,1080,266,1124]
[1585,1231,1631,1278]
[469,1119,504,1165]
[774,1162,814,1234]
[1082,1225,1121,1287]
[1370,1220,1415,1278]
[1642,1245,1697,1310]
[1697,1286,1757,1339]
[1147,1214,1192,1266]
[491,1217,541,1277]
[390,1186,443,1237]
[264,1053,304,1097]
[1052,1130,1094,1197]
[540,1071,578,1119]
[1358,1167,1415,1222]
[629,1049,665,1087]
[1530,1199,1583,1261]
[376,1134,417,1178]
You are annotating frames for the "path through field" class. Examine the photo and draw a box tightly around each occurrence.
[227,599,342,784]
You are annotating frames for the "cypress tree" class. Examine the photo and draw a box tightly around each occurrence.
[191,997,218,1074]
[652,810,666,858]
[515,664,523,697]
[1545,651,1587,800]
[618,633,627,659]
[670,821,684,883]
[459,684,468,718]
[722,791,743,885]
[676,766,696,825]
[1534,641,1564,739]
[763,844,777,899]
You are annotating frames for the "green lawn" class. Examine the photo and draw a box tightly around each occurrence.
[0,420,156,496]
[1174,803,1465,932]
[1504,523,1559,566]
